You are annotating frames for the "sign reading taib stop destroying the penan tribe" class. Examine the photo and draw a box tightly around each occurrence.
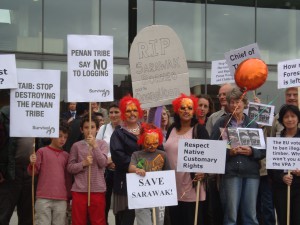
[10,69,60,138]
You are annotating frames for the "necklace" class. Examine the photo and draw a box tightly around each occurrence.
[126,125,140,133]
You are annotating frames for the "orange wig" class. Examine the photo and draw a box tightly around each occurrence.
[119,95,143,121]
[172,93,198,114]
[137,123,163,146]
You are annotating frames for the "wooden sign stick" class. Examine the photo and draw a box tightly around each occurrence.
[194,180,201,225]
[88,102,92,206]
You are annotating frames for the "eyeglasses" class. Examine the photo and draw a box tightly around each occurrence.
[217,93,226,98]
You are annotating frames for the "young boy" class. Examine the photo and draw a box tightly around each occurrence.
[28,121,71,225]
[128,123,169,225]
[67,115,108,225]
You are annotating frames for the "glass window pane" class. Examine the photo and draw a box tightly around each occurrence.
[207,1,255,61]
[101,0,128,57]
[257,1,300,64]
[44,0,100,54]
[0,0,42,52]
[155,1,205,61]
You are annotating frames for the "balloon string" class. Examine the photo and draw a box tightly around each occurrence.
[219,91,248,141]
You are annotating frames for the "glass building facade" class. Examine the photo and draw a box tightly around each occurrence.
[1,0,300,110]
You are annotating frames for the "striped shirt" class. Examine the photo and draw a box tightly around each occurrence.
[67,139,108,193]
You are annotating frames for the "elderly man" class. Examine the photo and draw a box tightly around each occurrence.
[206,83,233,135]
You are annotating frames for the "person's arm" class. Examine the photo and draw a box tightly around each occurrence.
[110,129,133,172]
[67,143,92,174]
[93,140,108,168]
[27,149,42,175]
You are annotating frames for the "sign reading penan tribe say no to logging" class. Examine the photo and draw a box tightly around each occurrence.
[67,35,114,102]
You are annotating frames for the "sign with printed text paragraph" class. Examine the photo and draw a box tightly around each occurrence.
[10,69,60,138]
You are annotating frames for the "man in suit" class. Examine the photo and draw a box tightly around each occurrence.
[61,102,77,123]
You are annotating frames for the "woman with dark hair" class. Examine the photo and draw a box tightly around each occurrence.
[210,87,265,225]
[272,104,300,225]
[110,96,143,225]
[196,94,215,125]
[164,93,209,225]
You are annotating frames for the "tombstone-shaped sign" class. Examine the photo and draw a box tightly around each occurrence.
[130,25,190,108]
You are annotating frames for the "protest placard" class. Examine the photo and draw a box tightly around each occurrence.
[68,35,113,102]
[277,59,300,89]
[266,137,300,170]
[0,54,17,89]
[129,25,190,108]
[127,170,178,209]
[245,102,275,126]
[10,69,60,137]
[224,43,261,77]
[177,139,227,174]
[210,60,233,85]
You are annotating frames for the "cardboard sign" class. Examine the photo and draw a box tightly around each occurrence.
[127,170,178,209]
[224,43,261,77]
[267,137,300,170]
[0,54,17,89]
[210,60,233,85]
[130,25,190,108]
[68,35,113,102]
[10,69,60,137]
[177,139,227,174]
[277,59,300,89]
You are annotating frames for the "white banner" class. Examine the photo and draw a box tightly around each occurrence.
[224,43,261,77]
[10,69,60,137]
[277,59,300,89]
[177,139,227,174]
[67,35,113,102]
[0,54,17,89]
[130,25,190,108]
[210,60,233,85]
[245,102,275,126]
[266,137,300,170]
[127,170,178,209]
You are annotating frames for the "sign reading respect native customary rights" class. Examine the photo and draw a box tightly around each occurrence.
[127,170,178,209]
[266,137,300,170]
[0,54,17,89]
[10,69,60,137]
[177,139,227,174]
[277,59,300,89]
[67,35,113,102]
[224,43,261,77]
[129,25,190,108]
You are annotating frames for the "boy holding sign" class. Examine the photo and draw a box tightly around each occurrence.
[67,115,108,225]
[129,123,170,225]
[28,121,72,225]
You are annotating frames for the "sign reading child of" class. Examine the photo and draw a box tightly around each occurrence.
[266,137,300,170]
[211,60,233,85]
[277,59,300,89]
[127,170,178,209]
[129,25,190,108]
[224,43,261,77]
[10,69,60,137]
[0,54,17,89]
[67,35,113,102]
[177,139,227,174]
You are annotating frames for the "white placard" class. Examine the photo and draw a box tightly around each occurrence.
[224,43,261,77]
[245,102,275,126]
[0,54,17,89]
[67,35,113,102]
[129,25,190,108]
[266,137,300,170]
[210,60,233,85]
[177,139,227,174]
[277,59,300,89]
[10,69,60,137]
[127,170,178,209]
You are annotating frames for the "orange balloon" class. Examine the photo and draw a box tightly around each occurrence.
[234,58,268,91]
